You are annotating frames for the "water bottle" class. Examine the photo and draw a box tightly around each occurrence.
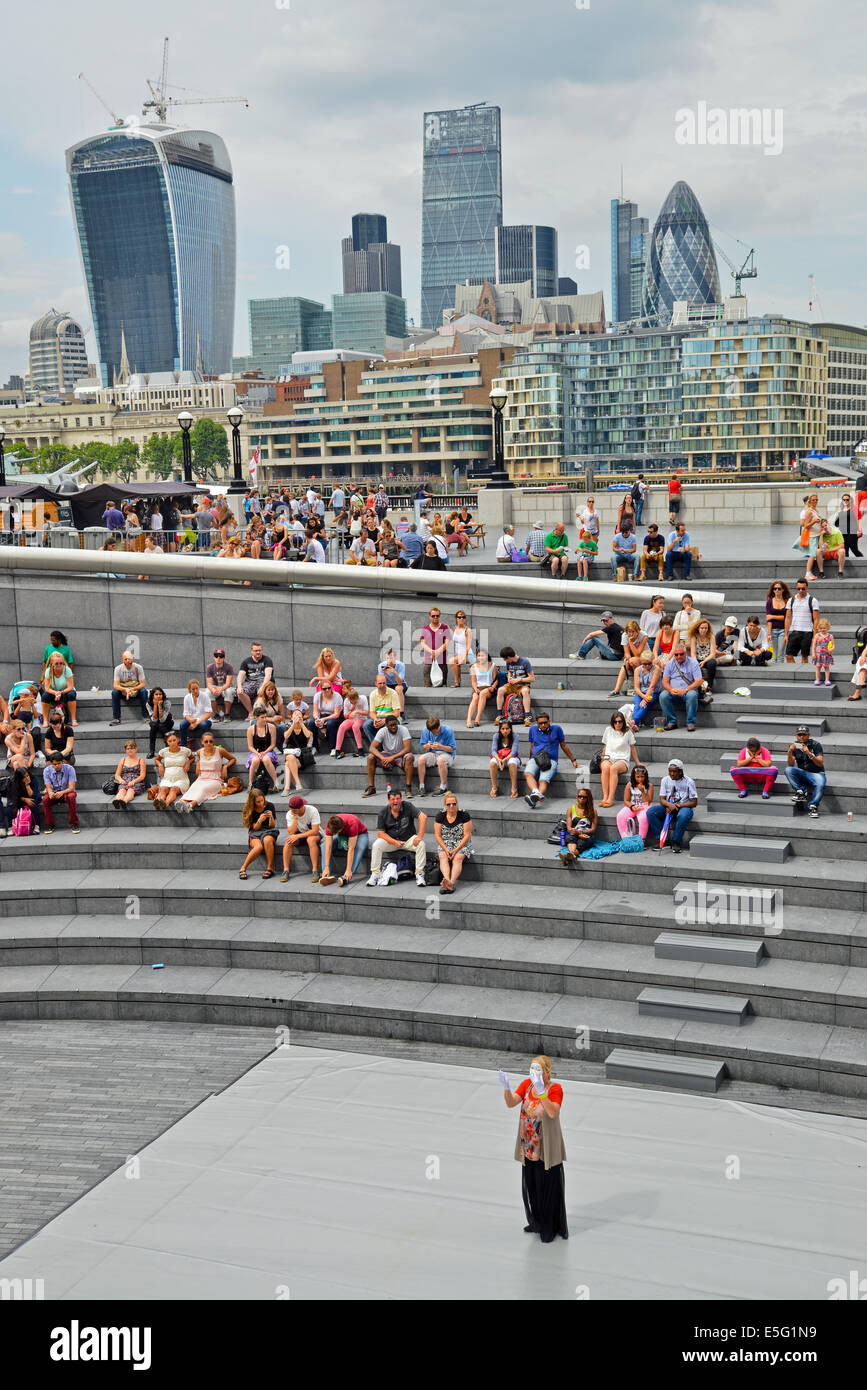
[847,811,853,822]
[386,781,392,795]
[559,828,567,848]
[556,681,564,691]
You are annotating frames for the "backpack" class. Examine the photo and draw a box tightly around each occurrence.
[12,807,33,836]
[853,626,867,665]
[502,692,526,725]
[546,816,568,845]
[395,853,414,881]
[631,481,641,501]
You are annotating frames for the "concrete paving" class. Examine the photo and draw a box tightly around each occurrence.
[449,522,816,566]
[1,1041,864,1300]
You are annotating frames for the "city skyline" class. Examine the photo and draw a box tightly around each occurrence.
[1,0,865,383]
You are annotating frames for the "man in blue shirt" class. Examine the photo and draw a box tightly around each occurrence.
[660,645,703,731]
[329,485,345,514]
[525,712,578,808]
[400,525,425,563]
[646,759,698,853]
[665,522,693,579]
[415,717,458,795]
[42,753,80,833]
[102,504,125,531]
[610,525,639,579]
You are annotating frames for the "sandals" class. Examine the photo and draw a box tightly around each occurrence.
[262,869,274,879]
[239,869,248,879]
[849,693,862,701]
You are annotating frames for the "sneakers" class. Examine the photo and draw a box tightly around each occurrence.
[44,827,54,835]
[808,805,819,818]
[280,871,290,883]
[416,785,426,797]
[334,751,345,760]
[319,874,336,886]
[330,748,337,757]
[0,829,6,838]
[367,871,381,886]
[416,874,426,887]
[437,784,448,793]
[71,827,81,834]
[525,792,540,809]
[362,786,377,798]
[790,791,807,804]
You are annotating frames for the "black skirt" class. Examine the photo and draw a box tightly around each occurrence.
[522,1160,568,1243]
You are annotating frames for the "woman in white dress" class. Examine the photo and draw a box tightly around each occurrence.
[448,611,474,688]
[598,711,639,808]
[177,734,236,813]
[153,731,191,811]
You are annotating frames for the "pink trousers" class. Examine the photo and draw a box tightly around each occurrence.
[336,717,364,751]
[616,805,649,839]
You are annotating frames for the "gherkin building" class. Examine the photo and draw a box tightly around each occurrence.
[641,181,720,325]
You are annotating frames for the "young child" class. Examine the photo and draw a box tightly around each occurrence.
[811,618,835,687]
[574,530,598,580]
[285,689,310,719]
[11,685,43,751]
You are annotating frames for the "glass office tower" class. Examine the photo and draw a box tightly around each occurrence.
[641,181,720,327]
[66,121,236,385]
[421,104,502,328]
[495,225,558,298]
[610,198,648,323]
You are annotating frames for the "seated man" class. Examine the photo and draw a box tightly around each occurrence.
[784,724,825,819]
[363,673,402,745]
[524,522,546,562]
[110,650,148,725]
[639,525,665,580]
[496,646,535,723]
[659,644,703,732]
[363,714,413,797]
[368,788,427,887]
[542,522,569,578]
[610,525,640,580]
[42,753,80,834]
[665,523,693,579]
[378,650,408,713]
[646,759,697,854]
[236,642,274,719]
[574,610,624,663]
[346,528,377,566]
[416,716,457,796]
[280,795,323,882]
[524,711,578,809]
[319,812,370,886]
[206,648,236,722]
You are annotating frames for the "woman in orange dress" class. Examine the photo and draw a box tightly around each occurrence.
[501,1054,567,1242]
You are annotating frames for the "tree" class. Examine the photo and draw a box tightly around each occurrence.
[190,417,229,482]
[34,443,73,474]
[112,439,140,485]
[141,433,176,481]
[78,441,116,480]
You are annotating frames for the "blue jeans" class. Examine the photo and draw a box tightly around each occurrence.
[179,718,212,746]
[784,767,826,808]
[634,497,645,526]
[578,636,620,660]
[632,689,659,726]
[610,552,640,577]
[659,688,698,725]
[111,687,149,720]
[646,803,694,845]
[665,549,692,579]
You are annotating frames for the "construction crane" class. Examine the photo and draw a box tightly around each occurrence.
[808,274,825,319]
[714,240,758,297]
[141,36,248,122]
[78,73,124,128]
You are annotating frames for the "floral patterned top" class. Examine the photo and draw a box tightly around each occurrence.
[515,1079,564,1162]
[813,632,834,668]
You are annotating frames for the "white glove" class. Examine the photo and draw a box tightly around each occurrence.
[497,1069,510,1091]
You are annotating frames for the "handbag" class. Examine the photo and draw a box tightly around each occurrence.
[298,747,316,769]
[429,660,444,687]
[589,752,603,775]
[799,524,812,548]
[102,778,119,796]
[223,775,243,795]
[533,749,552,772]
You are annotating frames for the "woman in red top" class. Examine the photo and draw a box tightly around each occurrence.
[319,813,369,886]
[502,1054,567,1243]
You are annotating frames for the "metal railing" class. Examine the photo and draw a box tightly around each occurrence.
[0,544,725,615]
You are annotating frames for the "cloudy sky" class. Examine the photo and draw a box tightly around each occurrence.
[2,0,865,380]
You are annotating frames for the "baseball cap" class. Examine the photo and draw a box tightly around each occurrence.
[724,615,738,627]
[796,725,810,736]
[601,610,615,621]
[668,758,685,771]
[213,648,226,657]
[288,795,305,810]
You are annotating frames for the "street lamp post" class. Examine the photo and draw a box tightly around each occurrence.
[487,386,513,490]
[177,411,194,485]
[0,426,5,488]
[226,405,245,493]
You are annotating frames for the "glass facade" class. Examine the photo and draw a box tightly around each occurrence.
[641,181,720,327]
[610,199,648,323]
[495,225,558,298]
[421,105,502,328]
[233,298,333,376]
[67,123,236,385]
[331,293,407,354]
[351,213,387,251]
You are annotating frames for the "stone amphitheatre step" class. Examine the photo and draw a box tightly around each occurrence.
[605,1047,727,1093]
[654,931,766,967]
[0,961,864,1098]
[734,714,830,736]
[688,833,792,863]
[751,682,840,702]
[705,792,795,818]
[637,985,751,1025]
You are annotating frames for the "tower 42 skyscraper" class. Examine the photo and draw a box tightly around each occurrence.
[421,104,502,329]
[66,120,236,385]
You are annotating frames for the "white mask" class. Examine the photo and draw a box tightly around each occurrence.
[529,1063,544,1091]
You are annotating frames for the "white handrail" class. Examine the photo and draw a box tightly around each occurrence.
[0,544,725,614]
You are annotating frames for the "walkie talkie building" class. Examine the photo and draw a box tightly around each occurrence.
[66,121,236,385]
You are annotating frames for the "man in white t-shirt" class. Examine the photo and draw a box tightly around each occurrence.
[281,795,322,881]
[783,577,819,663]
[304,534,326,564]
[348,531,377,566]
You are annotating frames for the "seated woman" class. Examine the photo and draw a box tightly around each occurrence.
[179,679,213,748]
[257,681,285,736]
[467,650,498,727]
[282,709,314,794]
[689,618,719,691]
[309,647,343,695]
[41,630,74,687]
[631,652,660,729]
[850,645,867,701]
[4,720,35,771]
[112,739,147,811]
[335,685,368,758]
[245,515,266,560]
[239,789,279,879]
[378,519,406,568]
[12,685,44,751]
[146,686,174,759]
[651,615,676,666]
[41,652,78,728]
[0,692,9,741]
[489,719,520,799]
[177,734,236,813]
[616,764,653,840]
[246,709,279,789]
[599,711,638,808]
[558,789,598,866]
[153,731,192,811]
[610,620,647,696]
[444,512,469,556]
[434,793,473,894]
[730,737,778,799]
[411,540,447,571]
[43,710,75,765]
[270,516,291,561]
[429,512,446,539]
[738,616,772,667]
[10,765,42,834]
